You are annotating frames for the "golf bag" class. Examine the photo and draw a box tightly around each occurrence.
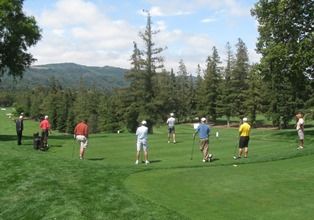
[33,132,47,150]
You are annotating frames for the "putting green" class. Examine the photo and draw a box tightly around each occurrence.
[125,154,314,220]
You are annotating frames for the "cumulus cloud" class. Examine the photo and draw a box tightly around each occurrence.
[29,0,138,68]
[26,0,258,74]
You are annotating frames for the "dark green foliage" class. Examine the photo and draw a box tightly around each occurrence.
[201,47,222,122]
[0,0,41,79]
[229,38,250,119]
[251,0,314,127]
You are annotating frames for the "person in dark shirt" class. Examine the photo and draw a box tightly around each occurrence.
[16,115,24,145]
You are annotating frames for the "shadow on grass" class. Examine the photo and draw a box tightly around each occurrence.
[0,135,33,142]
[210,158,220,162]
[150,160,162,163]
[87,157,105,161]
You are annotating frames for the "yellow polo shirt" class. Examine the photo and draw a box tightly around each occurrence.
[239,122,251,137]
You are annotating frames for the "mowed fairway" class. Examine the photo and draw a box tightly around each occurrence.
[1,109,314,220]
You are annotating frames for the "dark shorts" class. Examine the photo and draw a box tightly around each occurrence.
[168,126,175,133]
[41,129,49,139]
[239,136,249,148]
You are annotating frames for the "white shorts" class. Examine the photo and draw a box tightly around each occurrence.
[76,135,88,149]
[137,139,148,151]
[297,129,304,140]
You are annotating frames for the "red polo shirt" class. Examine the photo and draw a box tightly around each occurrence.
[40,119,51,130]
[74,122,89,137]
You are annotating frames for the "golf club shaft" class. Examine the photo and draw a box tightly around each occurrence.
[190,136,195,160]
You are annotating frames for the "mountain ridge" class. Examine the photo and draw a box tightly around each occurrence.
[0,63,129,90]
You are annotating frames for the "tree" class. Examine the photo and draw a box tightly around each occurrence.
[125,11,165,132]
[229,38,250,119]
[0,0,41,80]
[220,42,235,126]
[202,46,222,122]
[245,64,263,127]
[176,59,193,121]
[251,0,314,127]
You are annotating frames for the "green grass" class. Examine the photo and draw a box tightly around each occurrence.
[1,108,314,219]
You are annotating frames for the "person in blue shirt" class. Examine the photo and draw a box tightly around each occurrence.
[193,117,211,162]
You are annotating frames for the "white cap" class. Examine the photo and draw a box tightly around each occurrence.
[170,113,174,116]
[141,120,147,125]
[45,115,49,119]
[201,117,206,122]
[243,117,248,122]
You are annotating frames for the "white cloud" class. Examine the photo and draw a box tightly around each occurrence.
[201,18,217,23]
[26,0,258,75]
[30,0,138,68]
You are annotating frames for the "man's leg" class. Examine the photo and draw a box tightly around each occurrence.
[203,142,209,161]
[17,131,22,145]
[144,149,148,162]
[80,146,85,159]
[244,147,248,158]
[172,132,176,143]
[238,148,243,158]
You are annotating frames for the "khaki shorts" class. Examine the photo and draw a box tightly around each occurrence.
[137,139,148,151]
[297,129,304,140]
[76,135,88,149]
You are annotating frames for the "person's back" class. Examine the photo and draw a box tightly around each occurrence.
[239,122,251,137]
[136,125,148,141]
[167,117,175,128]
[40,118,50,130]
[74,122,88,137]
[197,123,210,139]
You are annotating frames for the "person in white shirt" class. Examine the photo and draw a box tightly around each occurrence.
[296,113,304,149]
[135,120,149,164]
[166,113,176,143]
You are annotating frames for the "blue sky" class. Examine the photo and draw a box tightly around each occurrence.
[24,0,260,74]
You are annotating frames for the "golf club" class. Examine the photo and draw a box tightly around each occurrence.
[72,135,76,158]
[190,135,196,160]
[233,143,238,159]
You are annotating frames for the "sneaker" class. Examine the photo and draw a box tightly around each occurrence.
[168,141,170,143]
[145,160,150,164]
[173,141,176,144]
[135,160,139,165]
[202,159,206,163]
[297,146,304,150]
[80,157,83,160]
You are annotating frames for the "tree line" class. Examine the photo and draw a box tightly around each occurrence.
[0,0,313,132]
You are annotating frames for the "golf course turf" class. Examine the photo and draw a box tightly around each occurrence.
[1,108,314,220]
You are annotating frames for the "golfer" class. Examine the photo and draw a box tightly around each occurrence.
[296,113,304,149]
[237,117,251,159]
[74,119,89,160]
[193,117,211,162]
[16,115,24,145]
[39,115,51,148]
[135,120,149,165]
[166,112,176,143]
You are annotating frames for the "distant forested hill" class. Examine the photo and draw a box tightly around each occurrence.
[0,63,128,90]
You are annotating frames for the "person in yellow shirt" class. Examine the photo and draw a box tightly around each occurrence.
[237,117,251,159]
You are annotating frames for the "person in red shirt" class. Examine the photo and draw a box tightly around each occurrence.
[74,119,89,160]
[39,115,51,148]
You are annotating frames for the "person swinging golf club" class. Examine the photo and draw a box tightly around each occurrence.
[135,120,149,165]
[193,117,212,162]
[236,117,251,159]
